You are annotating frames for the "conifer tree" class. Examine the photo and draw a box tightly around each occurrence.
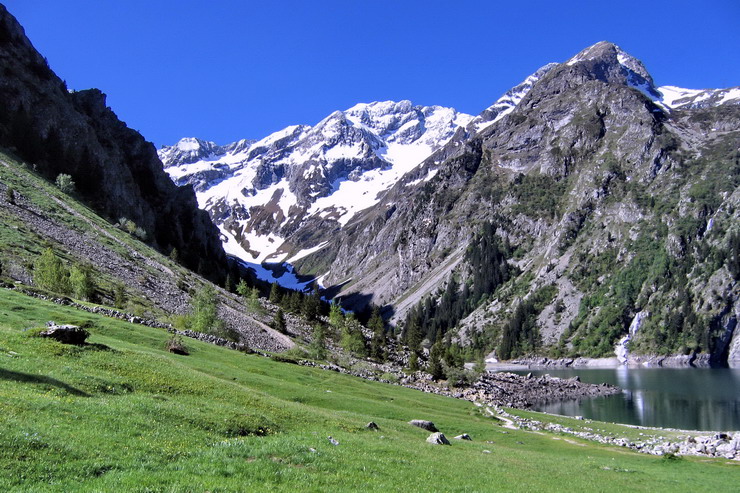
[369,306,386,361]
[341,312,367,357]
[428,342,445,380]
[302,285,321,321]
[271,308,287,334]
[328,303,344,328]
[247,287,263,314]
[269,281,282,304]
[310,323,327,360]
[236,279,249,298]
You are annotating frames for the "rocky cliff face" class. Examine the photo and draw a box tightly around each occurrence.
[320,42,740,363]
[160,37,738,363]
[0,5,227,281]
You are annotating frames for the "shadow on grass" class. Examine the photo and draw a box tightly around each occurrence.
[0,367,90,396]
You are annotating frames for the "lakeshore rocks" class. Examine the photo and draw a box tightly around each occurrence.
[410,420,439,432]
[507,354,716,369]
[495,406,740,461]
[426,433,451,445]
[457,372,620,409]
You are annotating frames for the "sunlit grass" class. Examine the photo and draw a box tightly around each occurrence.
[0,288,737,492]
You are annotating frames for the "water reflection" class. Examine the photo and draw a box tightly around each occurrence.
[514,368,740,431]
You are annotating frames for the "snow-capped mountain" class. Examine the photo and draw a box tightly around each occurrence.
[159,101,473,286]
[562,42,740,111]
[161,41,739,292]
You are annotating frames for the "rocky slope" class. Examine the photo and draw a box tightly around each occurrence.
[0,5,227,282]
[163,39,739,364]
[314,42,740,364]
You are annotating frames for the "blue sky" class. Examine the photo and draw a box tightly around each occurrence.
[6,1,739,147]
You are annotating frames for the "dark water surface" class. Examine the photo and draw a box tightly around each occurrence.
[512,368,740,431]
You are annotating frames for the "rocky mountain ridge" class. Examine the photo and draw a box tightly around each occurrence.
[281,42,739,364]
[166,40,738,365]
[159,101,475,288]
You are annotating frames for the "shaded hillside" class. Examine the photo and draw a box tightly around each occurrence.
[0,5,226,281]
[0,149,292,352]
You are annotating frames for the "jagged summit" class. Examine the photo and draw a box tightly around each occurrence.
[159,100,473,286]
[160,40,739,304]
[561,41,660,98]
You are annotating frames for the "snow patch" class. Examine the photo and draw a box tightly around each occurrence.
[287,241,329,263]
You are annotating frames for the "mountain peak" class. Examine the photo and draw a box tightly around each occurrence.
[564,41,659,98]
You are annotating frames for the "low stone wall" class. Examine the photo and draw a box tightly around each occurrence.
[2,283,171,329]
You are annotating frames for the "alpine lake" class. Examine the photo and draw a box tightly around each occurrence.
[509,367,740,431]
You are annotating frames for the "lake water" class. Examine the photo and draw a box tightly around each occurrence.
[511,368,740,431]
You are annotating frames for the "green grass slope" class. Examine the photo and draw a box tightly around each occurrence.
[0,289,737,492]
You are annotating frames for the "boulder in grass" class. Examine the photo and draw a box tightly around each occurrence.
[40,322,89,345]
[409,420,438,432]
[166,336,189,355]
[365,421,380,431]
[454,433,472,441]
[426,432,451,445]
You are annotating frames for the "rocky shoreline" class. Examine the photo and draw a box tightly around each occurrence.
[501,354,715,369]
[453,371,621,408]
[495,407,740,460]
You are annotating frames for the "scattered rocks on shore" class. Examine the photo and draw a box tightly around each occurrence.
[493,406,740,461]
[452,372,621,409]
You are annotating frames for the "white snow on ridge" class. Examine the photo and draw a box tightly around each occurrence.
[657,86,705,108]
[287,241,329,263]
[162,100,475,261]
[719,87,740,104]
[654,85,740,110]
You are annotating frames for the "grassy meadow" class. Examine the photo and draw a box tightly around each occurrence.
[0,288,738,492]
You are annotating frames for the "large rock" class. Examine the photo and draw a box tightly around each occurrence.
[40,322,89,345]
[426,433,451,445]
[409,420,438,432]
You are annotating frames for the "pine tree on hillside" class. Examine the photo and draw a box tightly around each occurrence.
[269,282,282,304]
[428,342,445,381]
[302,285,321,321]
[368,306,386,362]
[271,308,287,334]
